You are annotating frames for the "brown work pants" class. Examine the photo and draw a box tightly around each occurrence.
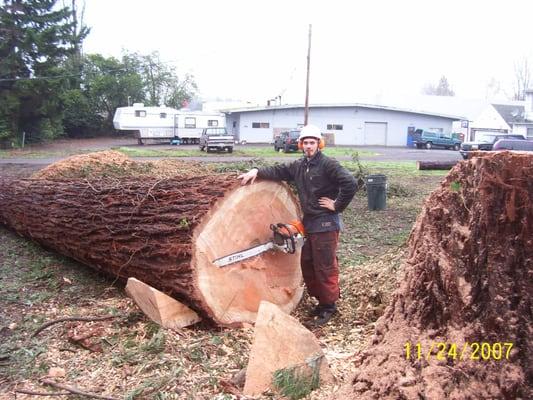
[300,230,340,305]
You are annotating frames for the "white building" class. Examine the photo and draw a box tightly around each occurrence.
[223,103,465,146]
[493,89,533,138]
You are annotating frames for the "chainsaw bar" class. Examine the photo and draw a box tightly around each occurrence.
[212,241,275,267]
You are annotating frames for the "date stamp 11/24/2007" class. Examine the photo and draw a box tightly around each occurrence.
[404,342,514,361]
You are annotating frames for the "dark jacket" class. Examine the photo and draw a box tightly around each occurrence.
[257,151,358,219]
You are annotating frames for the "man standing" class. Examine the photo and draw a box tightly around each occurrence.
[238,125,358,325]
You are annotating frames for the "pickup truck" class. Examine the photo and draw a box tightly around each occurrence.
[274,130,300,153]
[198,127,235,153]
[459,133,526,159]
[412,129,462,150]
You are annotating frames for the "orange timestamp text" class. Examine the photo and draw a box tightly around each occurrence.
[404,342,514,361]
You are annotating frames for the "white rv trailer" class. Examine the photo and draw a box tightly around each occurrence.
[113,103,226,144]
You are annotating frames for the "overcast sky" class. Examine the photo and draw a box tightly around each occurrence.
[83,0,533,105]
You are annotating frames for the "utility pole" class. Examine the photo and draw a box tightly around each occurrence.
[304,24,312,126]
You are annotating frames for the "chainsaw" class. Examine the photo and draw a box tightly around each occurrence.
[212,221,306,268]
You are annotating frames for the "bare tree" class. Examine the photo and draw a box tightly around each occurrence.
[485,77,503,99]
[512,57,531,101]
[422,75,455,96]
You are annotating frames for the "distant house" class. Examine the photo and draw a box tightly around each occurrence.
[493,89,533,138]
[222,103,464,146]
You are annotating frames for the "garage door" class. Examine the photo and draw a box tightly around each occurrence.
[364,122,387,145]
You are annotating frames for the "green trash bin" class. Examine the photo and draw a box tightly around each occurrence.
[365,174,387,211]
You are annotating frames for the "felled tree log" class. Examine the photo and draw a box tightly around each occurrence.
[416,160,458,170]
[0,175,303,326]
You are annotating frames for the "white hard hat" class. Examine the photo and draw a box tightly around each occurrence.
[298,124,322,141]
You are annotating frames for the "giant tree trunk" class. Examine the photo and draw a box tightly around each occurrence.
[0,175,303,326]
[341,151,532,399]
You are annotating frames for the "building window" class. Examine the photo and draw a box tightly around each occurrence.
[527,127,533,138]
[185,117,196,128]
[208,120,218,127]
[135,110,146,117]
[160,113,167,118]
[327,124,343,130]
[252,122,270,128]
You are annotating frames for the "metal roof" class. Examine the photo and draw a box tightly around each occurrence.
[492,104,527,124]
[220,103,467,120]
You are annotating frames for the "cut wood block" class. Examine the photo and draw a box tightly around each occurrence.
[125,277,201,329]
[243,301,334,396]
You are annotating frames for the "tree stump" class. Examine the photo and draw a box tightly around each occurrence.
[342,151,533,399]
[0,175,304,326]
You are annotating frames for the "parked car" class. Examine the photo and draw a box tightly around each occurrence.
[199,127,235,153]
[274,130,300,153]
[493,138,533,152]
[412,129,461,150]
[459,133,526,159]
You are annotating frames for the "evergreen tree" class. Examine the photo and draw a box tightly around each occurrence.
[0,0,87,146]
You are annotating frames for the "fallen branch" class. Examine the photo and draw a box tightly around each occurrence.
[15,388,70,396]
[32,315,118,338]
[40,379,120,400]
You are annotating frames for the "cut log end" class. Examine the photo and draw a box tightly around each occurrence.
[193,181,304,326]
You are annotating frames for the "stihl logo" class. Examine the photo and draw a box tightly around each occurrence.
[228,254,244,262]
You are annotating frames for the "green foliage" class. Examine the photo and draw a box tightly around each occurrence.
[450,180,461,192]
[123,51,197,109]
[61,88,104,137]
[0,0,88,143]
[272,364,320,400]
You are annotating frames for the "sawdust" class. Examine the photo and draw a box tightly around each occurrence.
[339,151,533,399]
[31,150,214,180]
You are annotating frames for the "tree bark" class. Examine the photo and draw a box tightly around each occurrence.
[0,175,303,326]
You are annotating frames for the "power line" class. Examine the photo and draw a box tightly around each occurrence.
[0,56,185,82]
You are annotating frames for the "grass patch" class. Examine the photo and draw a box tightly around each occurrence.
[114,146,379,159]
[0,149,91,159]
[272,358,321,400]
[351,160,450,176]
[240,146,378,158]
[115,146,208,157]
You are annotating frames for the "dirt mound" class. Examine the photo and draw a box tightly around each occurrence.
[32,150,213,179]
[341,151,533,399]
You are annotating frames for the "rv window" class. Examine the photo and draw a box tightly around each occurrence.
[185,117,196,128]
[208,120,219,127]
[160,113,167,119]
[327,124,343,130]
[252,122,270,128]
[135,110,147,117]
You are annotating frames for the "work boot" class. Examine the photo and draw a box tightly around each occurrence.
[308,304,324,317]
[313,303,337,326]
